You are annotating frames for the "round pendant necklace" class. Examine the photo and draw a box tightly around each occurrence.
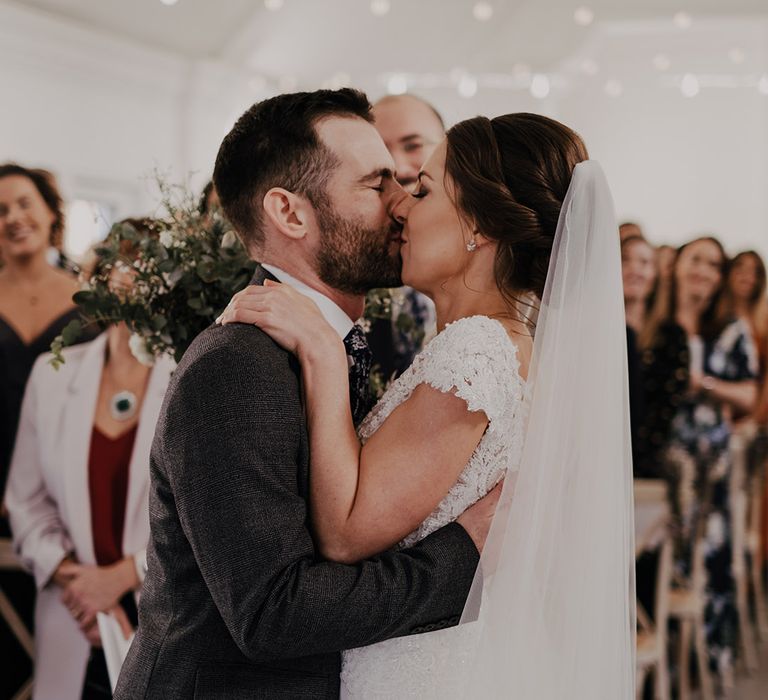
[110,390,138,422]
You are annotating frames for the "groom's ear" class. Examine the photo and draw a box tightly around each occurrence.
[262,187,310,241]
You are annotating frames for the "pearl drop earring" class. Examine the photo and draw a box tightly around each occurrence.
[466,239,478,252]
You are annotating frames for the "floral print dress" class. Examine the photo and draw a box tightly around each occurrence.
[666,319,759,676]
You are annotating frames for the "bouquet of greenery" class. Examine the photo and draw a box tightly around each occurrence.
[51,179,428,392]
[51,181,257,368]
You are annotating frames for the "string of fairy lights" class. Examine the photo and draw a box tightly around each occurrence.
[156,0,768,100]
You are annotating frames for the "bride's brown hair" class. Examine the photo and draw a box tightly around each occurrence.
[444,114,588,304]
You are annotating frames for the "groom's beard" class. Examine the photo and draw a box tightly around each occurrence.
[314,203,403,295]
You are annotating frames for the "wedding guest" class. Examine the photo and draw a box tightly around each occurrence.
[619,220,644,242]
[722,250,767,370]
[0,163,97,698]
[372,94,444,192]
[621,235,655,468]
[622,235,683,658]
[722,250,768,563]
[0,164,91,501]
[620,237,688,478]
[622,234,657,334]
[661,237,758,682]
[5,227,175,700]
[367,94,444,380]
[656,244,677,284]
[622,236,689,479]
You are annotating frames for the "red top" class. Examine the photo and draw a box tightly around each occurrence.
[88,425,137,566]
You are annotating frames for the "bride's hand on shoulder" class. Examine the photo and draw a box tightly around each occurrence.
[217,280,339,358]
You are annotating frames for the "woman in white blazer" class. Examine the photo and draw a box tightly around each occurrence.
[5,323,174,700]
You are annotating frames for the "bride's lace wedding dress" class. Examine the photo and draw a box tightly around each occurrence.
[340,315,529,699]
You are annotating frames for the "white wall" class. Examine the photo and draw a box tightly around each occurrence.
[556,18,768,260]
[561,84,768,259]
[0,2,254,230]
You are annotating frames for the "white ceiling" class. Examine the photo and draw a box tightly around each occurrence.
[11,0,257,58]
[10,0,768,71]
[6,0,768,125]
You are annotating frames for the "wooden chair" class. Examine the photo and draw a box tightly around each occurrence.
[0,537,34,700]
[636,536,673,700]
[668,539,715,700]
[743,427,768,641]
[728,431,759,673]
[746,465,768,640]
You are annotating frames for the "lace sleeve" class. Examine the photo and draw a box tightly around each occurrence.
[416,316,520,427]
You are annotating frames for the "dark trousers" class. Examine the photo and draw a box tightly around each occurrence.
[636,549,660,700]
[80,593,138,700]
[0,516,35,700]
[81,648,112,700]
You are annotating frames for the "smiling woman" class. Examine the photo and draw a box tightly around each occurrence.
[0,164,99,495]
[0,162,99,699]
[621,235,657,334]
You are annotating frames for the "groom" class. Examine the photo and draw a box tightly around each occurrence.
[115,89,496,699]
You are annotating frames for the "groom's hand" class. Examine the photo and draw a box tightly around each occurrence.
[457,481,503,555]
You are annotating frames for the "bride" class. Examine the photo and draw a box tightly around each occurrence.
[219,113,635,698]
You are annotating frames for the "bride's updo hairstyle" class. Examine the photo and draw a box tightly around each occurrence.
[445,113,588,304]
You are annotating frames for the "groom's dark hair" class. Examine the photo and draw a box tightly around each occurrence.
[213,88,373,252]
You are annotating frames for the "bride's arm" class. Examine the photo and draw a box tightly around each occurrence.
[300,338,488,563]
[219,283,489,564]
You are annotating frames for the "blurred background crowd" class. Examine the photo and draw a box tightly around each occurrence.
[621,223,767,698]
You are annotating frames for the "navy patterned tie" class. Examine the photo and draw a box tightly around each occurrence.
[343,324,373,426]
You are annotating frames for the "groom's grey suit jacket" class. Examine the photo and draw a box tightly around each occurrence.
[114,267,480,699]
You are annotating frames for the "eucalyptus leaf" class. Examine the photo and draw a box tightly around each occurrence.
[118,222,139,241]
[197,260,218,283]
[157,258,176,273]
[60,319,83,346]
[94,245,116,259]
[50,176,284,366]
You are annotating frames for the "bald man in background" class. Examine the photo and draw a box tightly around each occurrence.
[372,94,445,191]
[367,94,444,381]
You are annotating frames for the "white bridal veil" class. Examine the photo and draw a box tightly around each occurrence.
[458,160,636,698]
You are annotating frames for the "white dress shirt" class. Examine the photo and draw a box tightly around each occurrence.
[261,264,355,340]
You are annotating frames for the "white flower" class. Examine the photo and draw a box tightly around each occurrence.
[129,333,156,367]
[220,230,238,249]
[709,351,726,375]
[162,269,183,290]
[390,288,406,307]
[694,404,717,426]
[159,230,175,248]
[706,512,726,549]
